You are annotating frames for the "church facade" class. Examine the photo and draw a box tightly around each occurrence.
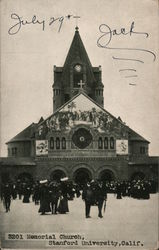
[0,27,158,185]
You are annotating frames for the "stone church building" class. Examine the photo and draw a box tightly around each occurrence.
[0,27,158,184]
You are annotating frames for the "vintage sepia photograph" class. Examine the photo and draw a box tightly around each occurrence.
[0,0,158,249]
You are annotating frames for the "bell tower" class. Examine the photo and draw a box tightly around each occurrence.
[52,27,104,112]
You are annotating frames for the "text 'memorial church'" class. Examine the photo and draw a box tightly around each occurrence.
[0,27,158,184]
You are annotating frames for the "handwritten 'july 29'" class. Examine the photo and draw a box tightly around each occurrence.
[8,13,76,35]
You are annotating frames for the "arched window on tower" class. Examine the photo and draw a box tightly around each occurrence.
[56,137,60,149]
[62,137,66,149]
[98,137,103,149]
[104,137,108,149]
[50,137,54,149]
[110,137,115,149]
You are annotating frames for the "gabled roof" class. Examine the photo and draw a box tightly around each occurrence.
[7,92,149,144]
[38,91,149,143]
[61,27,96,87]
[128,128,149,143]
[6,123,37,144]
[39,91,117,125]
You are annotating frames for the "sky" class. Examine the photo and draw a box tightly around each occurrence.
[0,0,159,156]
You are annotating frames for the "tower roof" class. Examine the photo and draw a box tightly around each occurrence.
[61,27,96,87]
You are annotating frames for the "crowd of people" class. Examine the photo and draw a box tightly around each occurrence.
[0,178,157,218]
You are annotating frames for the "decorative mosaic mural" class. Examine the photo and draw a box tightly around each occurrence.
[37,94,128,138]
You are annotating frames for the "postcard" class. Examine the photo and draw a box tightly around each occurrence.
[0,0,158,249]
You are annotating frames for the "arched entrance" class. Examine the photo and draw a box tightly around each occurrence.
[73,168,92,186]
[131,172,145,181]
[17,172,33,184]
[98,169,115,182]
[50,170,66,181]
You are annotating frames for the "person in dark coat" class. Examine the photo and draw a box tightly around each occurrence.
[121,181,127,197]
[16,180,23,200]
[141,182,150,199]
[116,182,122,199]
[33,182,40,205]
[57,177,69,214]
[11,184,17,200]
[38,180,51,215]
[95,180,107,218]
[49,181,60,214]
[75,183,81,198]
[23,186,31,203]
[82,181,94,218]
[2,183,12,212]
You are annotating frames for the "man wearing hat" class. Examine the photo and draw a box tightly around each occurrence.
[95,180,107,218]
[82,181,94,218]
[2,183,12,212]
[49,181,60,214]
[38,180,51,215]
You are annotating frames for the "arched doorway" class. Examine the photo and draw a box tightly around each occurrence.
[98,169,115,182]
[50,170,66,182]
[131,172,145,181]
[17,172,33,184]
[73,168,92,186]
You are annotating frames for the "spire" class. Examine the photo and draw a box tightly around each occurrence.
[75,26,79,32]
[61,28,96,86]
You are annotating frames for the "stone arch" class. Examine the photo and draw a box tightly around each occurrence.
[73,168,92,185]
[47,165,68,181]
[50,170,66,181]
[69,124,97,139]
[96,165,117,181]
[131,171,145,181]
[72,163,94,185]
[98,169,116,182]
[72,163,95,176]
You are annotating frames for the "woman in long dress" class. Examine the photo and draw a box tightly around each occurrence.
[57,178,69,214]
[23,186,31,203]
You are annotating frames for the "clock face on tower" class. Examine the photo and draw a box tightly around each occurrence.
[74,64,82,72]
[72,128,92,149]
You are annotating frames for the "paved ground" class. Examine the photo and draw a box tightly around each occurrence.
[0,194,158,249]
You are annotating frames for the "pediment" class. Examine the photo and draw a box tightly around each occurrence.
[37,92,128,139]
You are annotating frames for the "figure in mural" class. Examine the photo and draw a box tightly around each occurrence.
[67,101,76,113]
[37,103,128,141]
[36,140,48,156]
